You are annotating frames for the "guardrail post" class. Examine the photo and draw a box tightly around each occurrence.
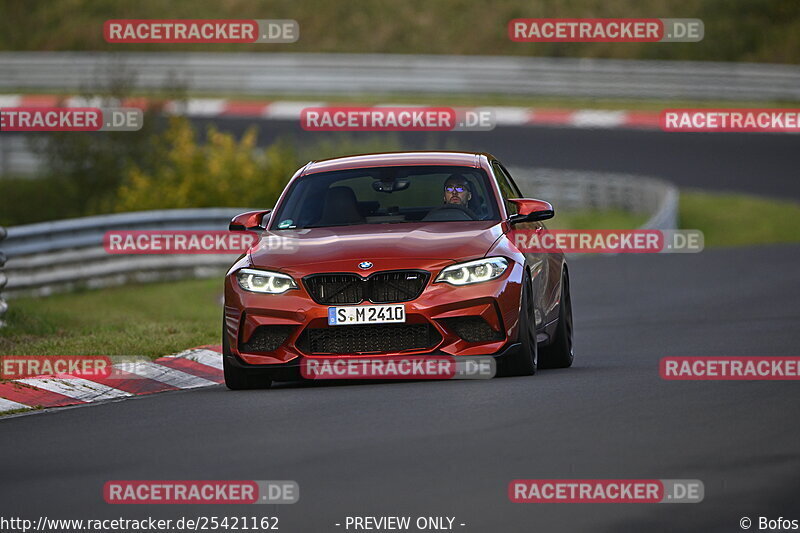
[0,225,7,327]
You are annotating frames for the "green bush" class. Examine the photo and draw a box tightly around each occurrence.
[0,175,77,226]
[26,86,169,217]
[112,118,403,212]
[113,118,296,211]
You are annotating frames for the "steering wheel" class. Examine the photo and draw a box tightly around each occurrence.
[422,203,478,221]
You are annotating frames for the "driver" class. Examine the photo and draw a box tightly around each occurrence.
[421,173,479,222]
[443,174,472,206]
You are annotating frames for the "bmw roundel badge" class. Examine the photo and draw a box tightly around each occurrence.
[358,261,373,270]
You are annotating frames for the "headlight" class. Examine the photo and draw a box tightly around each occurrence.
[235,268,297,294]
[435,257,508,286]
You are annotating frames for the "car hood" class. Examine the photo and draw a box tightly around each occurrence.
[249,221,504,273]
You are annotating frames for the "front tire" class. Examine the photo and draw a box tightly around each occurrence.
[499,276,537,377]
[539,271,574,369]
[223,323,272,390]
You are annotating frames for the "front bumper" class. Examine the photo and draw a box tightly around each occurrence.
[224,342,524,381]
[223,261,525,366]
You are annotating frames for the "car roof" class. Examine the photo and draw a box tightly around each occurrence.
[302,151,495,175]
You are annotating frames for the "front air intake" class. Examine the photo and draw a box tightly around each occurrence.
[296,323,441,354]
[239,325,293,353]
[441,317,504,343]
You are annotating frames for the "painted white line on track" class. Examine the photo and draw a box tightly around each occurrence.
[166,98,227,116]
[115,361,217,389]
[571,110,627,128]
[65,96,108,108]
[172,348,224,370]
[488,107,532,125]
[0,94,22,107]
[0,397,32,413]
[264,101,325,119]
[17,377,132,402]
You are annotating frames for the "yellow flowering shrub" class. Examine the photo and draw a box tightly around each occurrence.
[113,118,296,211]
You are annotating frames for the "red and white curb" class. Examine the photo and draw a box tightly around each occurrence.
[0,346,224,416]
[0,94,661,130]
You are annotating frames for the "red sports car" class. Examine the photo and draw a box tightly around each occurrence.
[223,151,573,389]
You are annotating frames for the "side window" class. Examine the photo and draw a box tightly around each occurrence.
[499,163,524,198]
[492,161,519,215]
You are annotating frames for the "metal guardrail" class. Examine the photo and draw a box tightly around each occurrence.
[511,167,679,229]
[1,208,254,301]
[2,208,255,257]
[1,52,799,101]
[0,170,678,315]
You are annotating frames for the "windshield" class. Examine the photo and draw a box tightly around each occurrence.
[271,165,500,230]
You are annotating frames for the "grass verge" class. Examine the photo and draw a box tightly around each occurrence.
[0,278,222,357]
[680,190,800,247]
[549,209,649,230]
[0,406,42,416]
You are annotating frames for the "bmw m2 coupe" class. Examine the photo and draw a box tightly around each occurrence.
[223,152,573,389]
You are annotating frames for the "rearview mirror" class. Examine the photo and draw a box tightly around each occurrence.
[507,199,554,224]
[372,178,410,193]
[229,210,272,231]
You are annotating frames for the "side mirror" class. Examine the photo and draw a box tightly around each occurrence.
[229,210,272,231]
[507,199,554,224]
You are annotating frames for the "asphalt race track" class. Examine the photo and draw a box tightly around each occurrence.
[189,118,800,201]
[11,119,800,198]
[2,243,799,532]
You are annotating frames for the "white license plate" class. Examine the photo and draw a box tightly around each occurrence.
[328,304,406,326]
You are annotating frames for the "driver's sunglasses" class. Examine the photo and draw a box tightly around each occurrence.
[445,185,467,193]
